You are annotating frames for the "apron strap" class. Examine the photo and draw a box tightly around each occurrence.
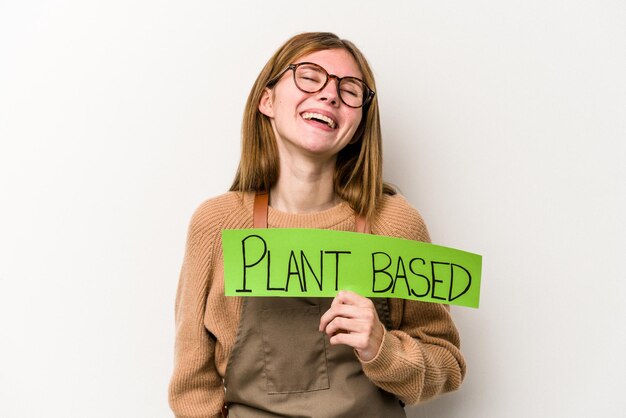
[253,191,370,232]
[253,191,269,228]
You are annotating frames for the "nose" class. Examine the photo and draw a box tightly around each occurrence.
[315,76,340,106]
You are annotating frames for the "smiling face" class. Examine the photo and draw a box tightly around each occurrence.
[258,49,364,162]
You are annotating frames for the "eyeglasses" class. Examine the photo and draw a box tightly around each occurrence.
[268,62,375,108]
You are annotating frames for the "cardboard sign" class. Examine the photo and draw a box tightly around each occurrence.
[222,229,482,308]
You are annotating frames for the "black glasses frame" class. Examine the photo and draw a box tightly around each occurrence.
[267,62,376,108]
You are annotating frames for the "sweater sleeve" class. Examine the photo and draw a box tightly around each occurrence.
[360,301,466,405]
[360,194,466,405]
[168,205,224,418]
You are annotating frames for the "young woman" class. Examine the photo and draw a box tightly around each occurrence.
[169,32,466,418]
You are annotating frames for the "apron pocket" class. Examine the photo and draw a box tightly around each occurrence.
[261,305,330,394]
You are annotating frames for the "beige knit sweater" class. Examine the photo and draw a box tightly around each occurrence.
[168,192,466,418]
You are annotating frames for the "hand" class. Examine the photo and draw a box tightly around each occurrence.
[319,290,384,362]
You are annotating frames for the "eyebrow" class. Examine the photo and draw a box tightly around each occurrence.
[294,61,364,80]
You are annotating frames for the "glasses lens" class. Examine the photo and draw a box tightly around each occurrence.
[339,78,367,108]
[294,64,326,93]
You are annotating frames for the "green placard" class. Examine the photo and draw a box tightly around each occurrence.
[222,229,482,308]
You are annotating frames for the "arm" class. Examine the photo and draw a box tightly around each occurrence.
[359,299,466,405]
[347,193,466,404]
[319,292,466,405]
[168,208,224,418]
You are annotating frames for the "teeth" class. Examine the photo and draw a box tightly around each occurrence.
[302,112,336,129]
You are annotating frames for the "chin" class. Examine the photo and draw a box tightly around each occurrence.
[300,143,340,158]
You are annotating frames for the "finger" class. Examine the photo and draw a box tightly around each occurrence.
[328,311,379,335]
[328,331,370,351]
[319,306,333,331]
[320,292,376,331]
[322,304,361,323]
[333,290,374,308]
[319,304,369,332]
[324,316,368,337]
[319,308,342,332]
[320,297,356,331]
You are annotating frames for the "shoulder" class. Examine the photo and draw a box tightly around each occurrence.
[187,191,253,239]
[372,193,431,243]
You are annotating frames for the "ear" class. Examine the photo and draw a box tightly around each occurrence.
[258,88,274,118]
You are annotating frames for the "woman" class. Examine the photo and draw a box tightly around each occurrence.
[169,32,466,418]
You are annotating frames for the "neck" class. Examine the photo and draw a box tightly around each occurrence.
[270,155,339,213]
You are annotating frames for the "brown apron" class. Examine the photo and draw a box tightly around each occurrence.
[222,193,406,418]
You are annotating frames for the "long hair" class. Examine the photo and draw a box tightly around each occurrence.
[230,32,395,221]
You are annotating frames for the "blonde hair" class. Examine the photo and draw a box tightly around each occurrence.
[230,32,395,220]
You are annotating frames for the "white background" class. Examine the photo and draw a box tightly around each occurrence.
[1,1,625,417]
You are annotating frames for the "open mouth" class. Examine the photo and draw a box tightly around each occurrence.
[302,112,337,129]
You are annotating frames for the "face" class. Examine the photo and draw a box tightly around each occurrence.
[258,49,364,161]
